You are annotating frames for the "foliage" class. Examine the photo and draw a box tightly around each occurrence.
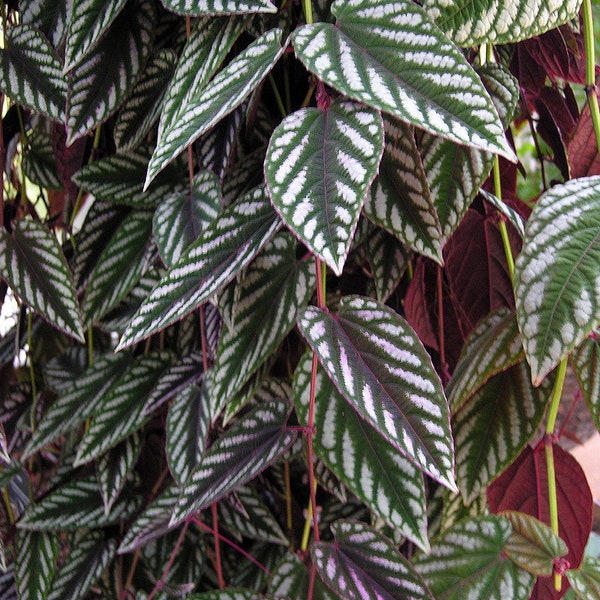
[0,0,599,598]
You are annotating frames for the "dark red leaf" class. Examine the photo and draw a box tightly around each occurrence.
[568,89,600,178]
[52,123,87,210]
[487,443,593,599]
[510,44,547,109]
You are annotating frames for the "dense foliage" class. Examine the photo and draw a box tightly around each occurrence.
[0,0,599,598]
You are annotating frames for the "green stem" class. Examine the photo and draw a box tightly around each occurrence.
[582,0,600,154]
[27,310,37,433]
[268,74,287,119]
[302,0,313,25]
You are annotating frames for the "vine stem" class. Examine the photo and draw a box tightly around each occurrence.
[582,0,600,155]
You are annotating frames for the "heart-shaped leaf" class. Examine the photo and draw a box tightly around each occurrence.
[567,557,600,599]
[161,0,276,14]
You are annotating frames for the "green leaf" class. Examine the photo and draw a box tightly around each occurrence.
[114,48,178,152]
[97,432,143,514]
[172,399,297,525]
[15,531,58,600]
[166,384,210,486]
[47,533,117,600]
[567,557,600,600]
[18,475,142,530]
[66,0,156,143]
[0,220,84,342]
[294,351,429,551]
[186,591,275,600]
[297,295,456,490]
[447,308,524,413]
[424,0,582,46]
[292,0,514,160]
[147,27,286,185]
[117,186,281,350]
[364,117,442,263]
[24,353,133,458]
[265,99,384,274]
[514,176,600,385]
[269,554,337,600]
[453,362,550,503]
[82,209,154,324]
[73,151,186,208]
[153,170,221,267]
[20,0,69,48]
[209,233,316,417]
[161,0,276,14]
[64,0,128,71]
[22,124,62,189]
[74,351,173,465]
[501,511,568,577]
[0,25,66,121]
[313,520,434,600]
[572,332,600,431]
[414,515,535,600]
[480,190,526,239]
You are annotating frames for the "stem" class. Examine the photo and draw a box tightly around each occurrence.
[436,266,447,384]
[119,549,141,600]
[284,460,293,542]
[269,74,287,119]
[70,126,102,229]
[212,503,225,588]
[582,0,600,154]
[302,0,313,25]
[27,310,37,433]
[0,93,4,230]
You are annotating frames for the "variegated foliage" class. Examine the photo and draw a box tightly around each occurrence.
[1,0,598,597]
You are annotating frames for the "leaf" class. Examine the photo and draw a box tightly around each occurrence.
[64,0,128,71]
[567,557,600,600]
[209,233,316,417]
[0,25,66,121]
[572,333,600,431]
[25,353,133,458]
[265,99,384,274]
[97,432,143,514]
[568,89,600,179]
[117,186,281,350]
[313,520,434,600]
[114,48,178,152]
[147,27,286,186]
[514,176,600,385]
[172,398,297,525]
[18,475,142,530]
[186,591,275,600]
[414,515,535,600]
[0,220,84,342]
[161,0,276,14]
[20,0,69,49]
[501,511,568,577]
[480,189,526,239]
[297,295,456,490]
[292,0,514,161]
[66,0,156,144]
[447,308,524,413]
[46,534,117,600]
[269,554,337,600]
[364,117,442,263]
[153,170,221,267]
[15,531,58,600]
[166,384,210,486]
[294,351,429,551]
[424,0,582,46]
[73,151,186,208]
[74,351,173,465]
[82,209,154,324]
[22,125,62,189]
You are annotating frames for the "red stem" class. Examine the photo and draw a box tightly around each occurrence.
[212,503,225,588]
[148,521,189,600]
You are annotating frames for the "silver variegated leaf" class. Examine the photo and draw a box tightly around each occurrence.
[15,531,58,600]
[147,28,286,186]
[117,187,281,350]
[74,351,174,465]
[0,423,9,463]
[480,190,526,239]
[294,351,429,551]
[47,533,117,600]
[424,0,582,46]
[477,63,520,130]
[572,332,600,431]
[567,557,600,599]
[66,0,156,143]
[268,554,338,600]
[297,295,456,490]
[64,0,128,71]
[153,170,221,267]
[73,151,186,208]
[446,308,524,413]
[118,483,180,554]
[171,398,297,525]
[364,117,442,263]
[114,48,178,152]
[22,124,62,189]
[0,25,66,121]
[18,475,142,530]
[97,432,143,514]
[24,353,133,458]
[20,0,69,48]
[292,0,514,160]
[514,176,600,384]
[209,233,315,417]
[313,520,434,600]
[414,515,535,600]
[161,0,276,14]
[82,209,154,325]
[0,220,84,342]
[265,99,384,274]
[453,361,551,504]
[186,591,274,600]
[439,488,488,534]
[166,384,210,486]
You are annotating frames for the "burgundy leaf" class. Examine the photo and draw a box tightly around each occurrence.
[568,89,600,179]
